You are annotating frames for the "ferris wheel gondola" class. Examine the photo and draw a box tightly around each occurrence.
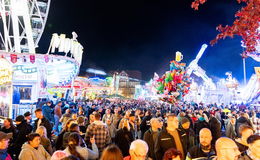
[0,0,51,53]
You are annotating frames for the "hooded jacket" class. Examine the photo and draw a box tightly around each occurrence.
[19,143,51,160]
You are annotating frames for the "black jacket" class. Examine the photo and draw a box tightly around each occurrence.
[140,115,152,139]
[179,126,195,152]
[209,117,221,145]
[13,120,32,155]
[33,117,52,138]
[154,128,187,160]
[115,128,134,157]
[186,144,216,160]
[143,128,159,160]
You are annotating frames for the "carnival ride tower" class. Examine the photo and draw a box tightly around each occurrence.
[0,0,51,53]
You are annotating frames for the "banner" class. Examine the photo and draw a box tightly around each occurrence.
[10,54,17,63]
[0,58,13,118]
[30,55,35,63]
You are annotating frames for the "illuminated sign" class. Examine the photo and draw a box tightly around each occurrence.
[0,58,12,85]
[13,65,38,81]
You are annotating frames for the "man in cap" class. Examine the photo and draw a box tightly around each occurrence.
[0,131,12,160]
[24,111,32,125]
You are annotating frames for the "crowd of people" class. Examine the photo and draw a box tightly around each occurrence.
[0,98,259,160]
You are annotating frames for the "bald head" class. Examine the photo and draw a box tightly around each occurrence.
[215,137,241,160]
[199,128,212,148]
[215,137,237,151]
[200,128,212,137]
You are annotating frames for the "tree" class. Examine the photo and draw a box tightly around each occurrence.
[191,0,260,58]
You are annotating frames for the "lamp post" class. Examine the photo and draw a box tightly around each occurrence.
[243,58,247,85]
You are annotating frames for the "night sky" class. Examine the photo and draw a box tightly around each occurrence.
[38,0,259,82]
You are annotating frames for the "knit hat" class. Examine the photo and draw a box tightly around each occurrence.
[50,151,68,160]
[181,117,190,125]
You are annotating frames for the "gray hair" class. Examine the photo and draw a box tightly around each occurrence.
[130,139,148,153]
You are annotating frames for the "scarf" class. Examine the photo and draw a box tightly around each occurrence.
[0,149,8,160]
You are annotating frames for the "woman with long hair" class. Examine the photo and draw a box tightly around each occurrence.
[114,119,134,157]
[36,126,53,154]
[100,144,123,160]
[64,133,98,160]
[56,118,76,150]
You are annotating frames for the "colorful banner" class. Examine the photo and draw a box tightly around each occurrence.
[0,58,13,118]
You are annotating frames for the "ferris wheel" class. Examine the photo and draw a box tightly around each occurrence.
[0,0,51,54]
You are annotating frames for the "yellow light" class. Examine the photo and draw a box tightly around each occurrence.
[0,58,12,85]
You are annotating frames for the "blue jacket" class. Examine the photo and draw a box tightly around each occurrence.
[42,105,54,122]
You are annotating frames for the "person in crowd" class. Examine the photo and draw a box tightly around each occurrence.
[210,137,241,160]
[42,101,54,123]
[100,144,123,160]
[123,139,151,160]
[194,115,209,144]
[163,148,182,160]
[50,150,68,160]
[1,118,16,138]
[106,119,116,142]
[63,123,86,149]
[115,119,134,157]
[71,114,78,121]
[208,115,221,145]
[226,115,237,139]
[111,107,122,128]
[143,118,161,160]
[240,134,260,160]
[24,112,32,125]
[60,109,72,127]
[235,113,253,137]
[179,117,195,152]
[63,133,98,160]
[13,115,32,158]
[186,128,216,160]
[118,110,131,129]
[54,101,63,134]
[0,131,12,160]
[19,133,51,160]
[251,111,260,135]
[128,112,138,139]
[56,119,75,150]
[102,109,113,123]
[155,113,186,160]
[235,124,254,153]
[1,118,17,159]
[77,116,86,135]
[140,110,152,139]
[36,126,53,155]
[85,112,111,153]
[34,109,52,139]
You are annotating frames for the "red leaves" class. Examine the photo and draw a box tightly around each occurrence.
[192,0,260,57]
